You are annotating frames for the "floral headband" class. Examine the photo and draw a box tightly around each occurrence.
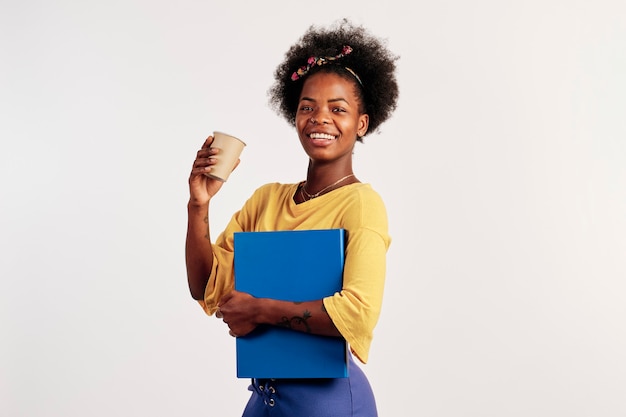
[290,45,362,85]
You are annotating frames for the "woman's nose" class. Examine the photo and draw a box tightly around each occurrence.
[310,111,330,124]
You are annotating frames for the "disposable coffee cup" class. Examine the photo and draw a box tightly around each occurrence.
[205,131,246,182]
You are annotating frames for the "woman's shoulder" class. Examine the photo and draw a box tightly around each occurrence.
[252,181,298,194]
[346,183,386,207]
[331,183,388,224]
[338,183,389,238]
[246,182,299,202]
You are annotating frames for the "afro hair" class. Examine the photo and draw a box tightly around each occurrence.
[268,19,399,139]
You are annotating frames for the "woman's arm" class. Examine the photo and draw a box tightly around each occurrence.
[185,136,232,300]
[216,290,342,338]
[185,202,214,300]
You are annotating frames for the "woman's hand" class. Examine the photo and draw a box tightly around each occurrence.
[216,290,260,338]
[189,135,238,206]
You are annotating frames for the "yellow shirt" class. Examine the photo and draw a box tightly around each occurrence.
[198,182,390,363]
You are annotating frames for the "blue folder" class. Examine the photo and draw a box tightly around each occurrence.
[233,229,348,379]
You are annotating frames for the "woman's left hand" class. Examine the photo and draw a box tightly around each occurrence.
[215,290,260,337]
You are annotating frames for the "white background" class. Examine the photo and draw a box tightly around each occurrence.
[2,1,625,416]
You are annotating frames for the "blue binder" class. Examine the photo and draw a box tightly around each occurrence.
[233,229,348,379]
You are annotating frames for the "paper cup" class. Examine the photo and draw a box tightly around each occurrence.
[205,131,246,182]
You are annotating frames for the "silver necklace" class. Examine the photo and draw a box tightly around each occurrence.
[301,174,355,200]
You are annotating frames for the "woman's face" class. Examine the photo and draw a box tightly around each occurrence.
[295,72,369,164]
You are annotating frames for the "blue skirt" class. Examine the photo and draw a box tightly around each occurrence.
[241,355,377,417]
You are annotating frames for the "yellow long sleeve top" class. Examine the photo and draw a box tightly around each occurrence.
[198,182,390,364]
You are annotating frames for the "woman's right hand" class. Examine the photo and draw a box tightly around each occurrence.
[189,135,226,206]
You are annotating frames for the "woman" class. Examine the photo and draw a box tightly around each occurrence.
[186,19,399,417]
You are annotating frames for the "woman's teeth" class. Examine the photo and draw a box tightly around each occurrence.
[310,133,336,140]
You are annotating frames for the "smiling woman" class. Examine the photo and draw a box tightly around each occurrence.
[185,18,399,416]
[292,72,369,199]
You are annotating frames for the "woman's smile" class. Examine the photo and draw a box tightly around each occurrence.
[308,131,338,146]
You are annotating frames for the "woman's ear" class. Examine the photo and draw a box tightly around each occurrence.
[358,113,369,137]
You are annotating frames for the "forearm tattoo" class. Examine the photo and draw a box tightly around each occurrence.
[276,309,312,333]
[203,215,210,240]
